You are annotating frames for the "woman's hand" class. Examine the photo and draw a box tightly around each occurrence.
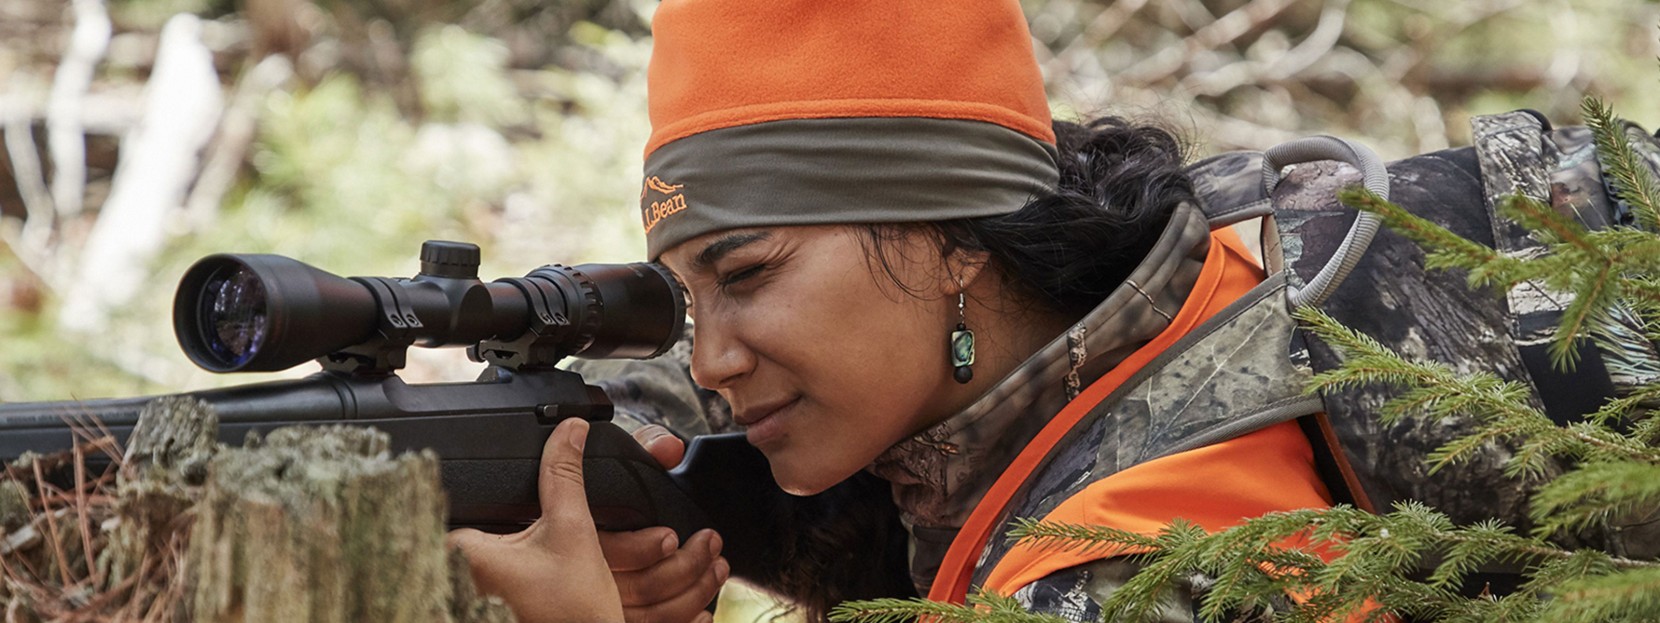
[448,418,626,623]
[597,425,729,623]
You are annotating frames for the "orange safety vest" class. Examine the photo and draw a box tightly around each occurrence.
[927,227,1335,602]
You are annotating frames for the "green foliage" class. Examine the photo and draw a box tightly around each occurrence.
[1539,566,1660,623]
[833,503,1659,623]
[831,592,1068,623]
[411,25,528,127]
[1585,98,1660,233]
[0,16,658,400]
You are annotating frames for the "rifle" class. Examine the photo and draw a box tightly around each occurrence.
[0,240,783,561]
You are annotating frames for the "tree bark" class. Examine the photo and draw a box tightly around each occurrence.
[0,397,516,621]
[186,423,515,623]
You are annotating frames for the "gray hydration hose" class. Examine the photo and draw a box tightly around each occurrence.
[1260,136,1390,308]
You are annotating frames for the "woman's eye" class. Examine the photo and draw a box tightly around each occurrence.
[717,264,766,289]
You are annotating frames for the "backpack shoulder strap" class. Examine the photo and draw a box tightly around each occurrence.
[1471,110,1551,210]
[1189,150,1272,227]
[1471,110,1620,421]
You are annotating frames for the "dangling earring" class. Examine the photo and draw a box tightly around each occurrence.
[951,291,975,384]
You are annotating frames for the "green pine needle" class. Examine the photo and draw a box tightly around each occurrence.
[1585,97,1660,232]
[1530,461,1660,537]
[1540,566,1660,623]
[830,594,1069,623]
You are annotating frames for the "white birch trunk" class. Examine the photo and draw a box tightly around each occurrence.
[57,14,223,333]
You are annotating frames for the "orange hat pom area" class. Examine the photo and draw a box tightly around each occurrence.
[639,0,1060,260]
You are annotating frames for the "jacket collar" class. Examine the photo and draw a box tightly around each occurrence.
[865,202,1214,589]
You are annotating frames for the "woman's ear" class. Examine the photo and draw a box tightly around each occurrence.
[944,248,991,296]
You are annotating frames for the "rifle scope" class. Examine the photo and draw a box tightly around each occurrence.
[173,240,685,373]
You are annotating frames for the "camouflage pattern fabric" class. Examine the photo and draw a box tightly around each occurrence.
[1263,148,1553,539]
[1261,111,1660,560]
[1473,112,1619,422]
[967,273,1322,590]
[566,332,737,438]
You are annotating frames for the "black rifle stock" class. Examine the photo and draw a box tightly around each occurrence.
[0,368,791,568]
[0,375,917,604]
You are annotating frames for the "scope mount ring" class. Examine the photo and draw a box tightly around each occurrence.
[474,274,576,370]
[318,277,424,375]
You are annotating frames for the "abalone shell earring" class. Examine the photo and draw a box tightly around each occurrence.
[951,291,975,384]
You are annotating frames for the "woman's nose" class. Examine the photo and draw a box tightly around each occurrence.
[688,316,755,390]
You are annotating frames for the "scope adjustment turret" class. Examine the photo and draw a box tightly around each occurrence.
[420,240,481,279]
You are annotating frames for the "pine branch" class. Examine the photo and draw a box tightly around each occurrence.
[1587,306,1660,390]
[1004,518,1161,557]
[1539,566,1660,623]
[1633,415,1660,445]
[1626,277,1660,307]
[830,593,1068,623]
[1551,256,1617,369]
[1296,306,1660,468]
[1337,188,1533,290]
[1521,549,1621,597]
[1498,193,1604,260]
[1013,504,1659,623]
[1529,461,1660,537]
[1584,97,1660,231]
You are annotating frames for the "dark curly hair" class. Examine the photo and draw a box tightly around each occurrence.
[740,117,1197,621]
[864,116,1195,318]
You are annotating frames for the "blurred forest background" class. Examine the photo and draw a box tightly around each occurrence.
[1,0,1658,402]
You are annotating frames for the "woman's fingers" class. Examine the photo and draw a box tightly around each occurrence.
[630,424,687,469]
[614,529,725,606]
[599,527,678,572]
[619,550,729,623]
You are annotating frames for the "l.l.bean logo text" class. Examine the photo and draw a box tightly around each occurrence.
[641,176,687,234]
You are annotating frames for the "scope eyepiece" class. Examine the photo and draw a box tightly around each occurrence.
[172,241,687,374]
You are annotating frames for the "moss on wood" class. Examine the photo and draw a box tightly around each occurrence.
[1,397,514,622]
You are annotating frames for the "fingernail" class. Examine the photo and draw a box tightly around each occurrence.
[713,557,730,583]
[707,531,723,556]
[661,531,678,556]
[568,420,588,452]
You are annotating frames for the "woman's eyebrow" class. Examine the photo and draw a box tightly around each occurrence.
[692,231,772,271]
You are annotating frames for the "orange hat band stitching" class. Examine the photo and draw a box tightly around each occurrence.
[645,99,1058,158]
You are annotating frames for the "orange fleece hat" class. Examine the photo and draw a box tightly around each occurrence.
[646,0,1055,156]
[639,0,1059,259]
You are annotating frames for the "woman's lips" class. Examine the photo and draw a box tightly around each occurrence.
[737,396,799,447]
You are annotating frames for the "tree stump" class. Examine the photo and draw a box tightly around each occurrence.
[0,396,515,622]
[187,423,515,622]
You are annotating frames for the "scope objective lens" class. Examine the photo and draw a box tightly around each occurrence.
[199,265,269,368]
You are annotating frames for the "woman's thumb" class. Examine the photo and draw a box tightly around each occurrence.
[538,418,595,528]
